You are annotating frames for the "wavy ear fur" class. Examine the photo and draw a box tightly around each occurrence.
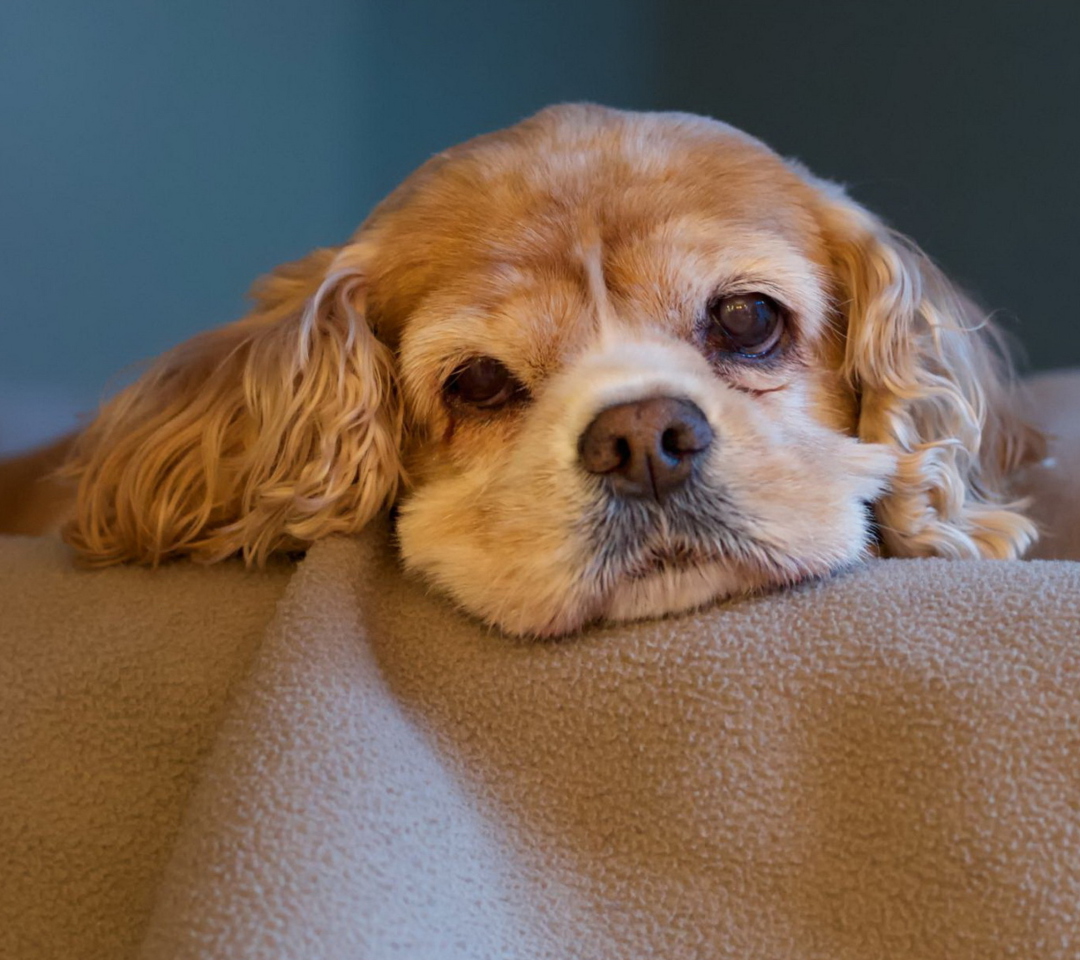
[818,186,1043,559]
[63,244,403,566]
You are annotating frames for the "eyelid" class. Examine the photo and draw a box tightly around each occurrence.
[437,349,542,392]
[709,281,793,313]
[437,355,468,387]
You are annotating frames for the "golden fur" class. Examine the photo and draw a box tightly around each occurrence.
[3,105,1042,635]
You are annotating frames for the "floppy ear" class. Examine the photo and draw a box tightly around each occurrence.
[63,243,404,566]
[819,187,1043,559]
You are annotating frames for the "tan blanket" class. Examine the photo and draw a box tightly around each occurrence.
[132,533,1080,960]
[2,371,1079,959]
[0,539,292,960]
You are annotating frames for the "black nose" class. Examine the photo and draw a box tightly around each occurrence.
[578,397,714,500]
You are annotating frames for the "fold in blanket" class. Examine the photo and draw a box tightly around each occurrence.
[138,525,1080,960]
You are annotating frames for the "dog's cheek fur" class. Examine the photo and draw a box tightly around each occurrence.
[633,383,896,598]
[396,449,606,638]
[710,395,896,573]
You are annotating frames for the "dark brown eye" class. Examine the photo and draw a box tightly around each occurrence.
[444,356,526,410]
[704,293,785,359]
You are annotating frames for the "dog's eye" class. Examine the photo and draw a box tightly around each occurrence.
[704,293,785,359]
[444,356,525,410]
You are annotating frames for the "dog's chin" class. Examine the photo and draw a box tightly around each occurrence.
[601,559,750,625]
[511,559,745,639]
[530,544,846,637]
[594,537,811,628]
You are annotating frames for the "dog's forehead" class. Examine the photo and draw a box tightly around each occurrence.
[364,106,826,347]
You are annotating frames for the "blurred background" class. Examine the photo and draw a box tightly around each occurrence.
[2,0,1078,453]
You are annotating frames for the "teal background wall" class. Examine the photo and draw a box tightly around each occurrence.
[362,1,662,207]
[0,0,370,448]
[658,0,1080,379]
[2,0,1077,451]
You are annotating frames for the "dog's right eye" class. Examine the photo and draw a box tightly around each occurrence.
[444,357,526,410]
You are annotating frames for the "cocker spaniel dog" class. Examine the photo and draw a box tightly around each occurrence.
[5,104,1043,636]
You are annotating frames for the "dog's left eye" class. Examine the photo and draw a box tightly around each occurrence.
[703,293,785,359]
[444,356,526,410]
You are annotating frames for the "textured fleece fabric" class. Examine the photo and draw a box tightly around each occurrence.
[1,370,1079,960]
[0,540,292,960]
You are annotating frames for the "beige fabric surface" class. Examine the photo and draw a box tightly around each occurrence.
[0,540,293,960]
[1,371,1078,959]
[135,532,1080,960]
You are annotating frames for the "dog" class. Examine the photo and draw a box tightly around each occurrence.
[1,104,1043,636]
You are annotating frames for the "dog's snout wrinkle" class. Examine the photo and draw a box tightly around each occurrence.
[579,397,713,501]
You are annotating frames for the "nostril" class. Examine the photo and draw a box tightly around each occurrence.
[660,427,682,457]
[580,420,634,476]
[660,415,712,461]
[671,405,713,458]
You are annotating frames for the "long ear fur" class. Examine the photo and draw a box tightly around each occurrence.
[63,244,403,566]
[820,188,1043,559]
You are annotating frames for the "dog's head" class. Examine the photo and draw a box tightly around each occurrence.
[64,104,1041,635]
